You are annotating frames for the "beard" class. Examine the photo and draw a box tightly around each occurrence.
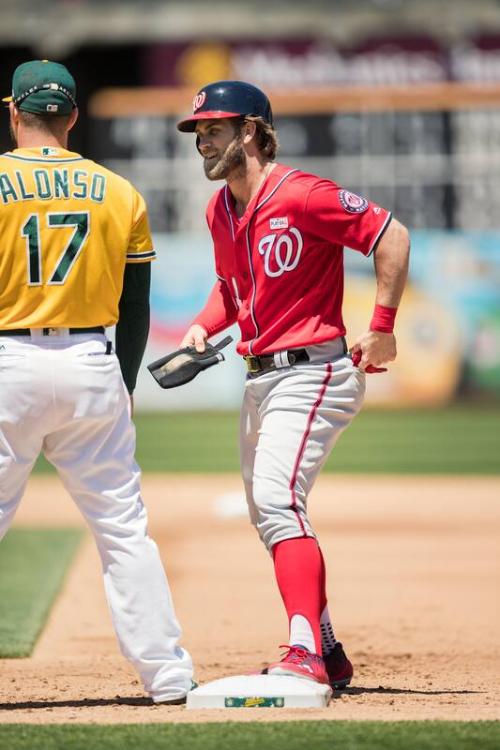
[203,134,246,181]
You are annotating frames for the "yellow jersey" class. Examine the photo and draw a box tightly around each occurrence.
[0,146,155,328]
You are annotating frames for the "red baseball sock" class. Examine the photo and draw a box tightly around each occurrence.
[272,537,323,655]
[319,544,328,612]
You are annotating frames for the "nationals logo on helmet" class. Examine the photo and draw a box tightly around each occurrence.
[193,91,206,112]
[339,189,368,213]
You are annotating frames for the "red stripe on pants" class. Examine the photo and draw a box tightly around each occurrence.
[288,363,333,535]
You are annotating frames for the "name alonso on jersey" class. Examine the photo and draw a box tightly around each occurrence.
[0,168,106,205]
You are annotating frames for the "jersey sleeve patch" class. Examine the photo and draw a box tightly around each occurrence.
[304,178,392,256]
[339,190,369,213]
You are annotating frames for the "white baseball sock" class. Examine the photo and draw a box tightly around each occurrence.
[289,614,316,653]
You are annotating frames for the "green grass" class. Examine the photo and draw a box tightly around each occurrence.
[0,722,499,749]
[0,528,82,657]
[32,405,500,474]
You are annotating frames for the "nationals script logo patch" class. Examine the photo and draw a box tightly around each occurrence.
[258,228,303,278]
[193,91,207,112]
[339,190,368,213]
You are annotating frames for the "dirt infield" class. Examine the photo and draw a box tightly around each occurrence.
[1,474,499,724]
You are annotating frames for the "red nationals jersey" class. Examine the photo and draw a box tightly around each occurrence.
[197,163,392,356]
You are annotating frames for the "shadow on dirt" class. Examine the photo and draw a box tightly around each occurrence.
[0,695,186,710]
[0,686,484,711]
[335,685,483,697]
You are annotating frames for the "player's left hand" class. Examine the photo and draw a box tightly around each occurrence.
[349,330,396,373]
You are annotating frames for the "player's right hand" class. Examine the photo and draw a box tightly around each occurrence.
[180,324,208,353]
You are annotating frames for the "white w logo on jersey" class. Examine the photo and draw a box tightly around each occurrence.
[258,227,303,278]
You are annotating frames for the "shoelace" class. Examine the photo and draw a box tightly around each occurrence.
[278,644,313,664]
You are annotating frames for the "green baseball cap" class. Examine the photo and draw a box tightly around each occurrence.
[3,60,77,115]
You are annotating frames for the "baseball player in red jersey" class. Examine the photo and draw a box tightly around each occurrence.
[178,81,410,687]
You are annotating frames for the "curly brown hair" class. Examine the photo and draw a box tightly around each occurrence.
[242,115,279,160]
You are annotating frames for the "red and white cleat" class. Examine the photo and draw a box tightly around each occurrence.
[265,645,330,685]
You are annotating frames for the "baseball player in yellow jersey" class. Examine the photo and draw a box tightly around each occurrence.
[0,60,193,703]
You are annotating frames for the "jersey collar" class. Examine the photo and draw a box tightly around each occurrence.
[4,146,83,162]
[224,163,293,230]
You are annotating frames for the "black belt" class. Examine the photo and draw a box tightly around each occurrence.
[0,326,105,337]
[244,348,309,375]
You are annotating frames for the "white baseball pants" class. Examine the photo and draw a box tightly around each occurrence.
[0,331,193,702]
[240,338,366,550]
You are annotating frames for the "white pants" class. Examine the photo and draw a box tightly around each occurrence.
[0,331,192,702]
[240,339,366,550]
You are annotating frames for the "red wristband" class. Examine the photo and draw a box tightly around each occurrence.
[369,304,397,334]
